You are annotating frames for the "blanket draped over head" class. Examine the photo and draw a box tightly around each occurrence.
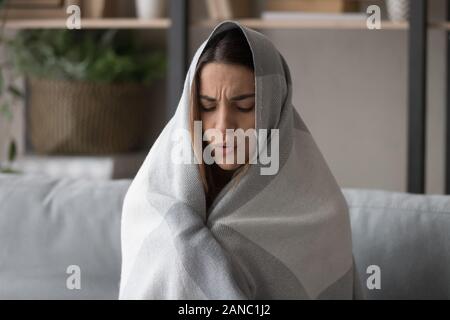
[119,20,356,299]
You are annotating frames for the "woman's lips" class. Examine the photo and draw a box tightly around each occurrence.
[221,145,236,155]
[212,144,237,156]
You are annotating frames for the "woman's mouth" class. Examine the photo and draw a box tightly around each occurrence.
[221,145,236,156]
[212,144,237,157]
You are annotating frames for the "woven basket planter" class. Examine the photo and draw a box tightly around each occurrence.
[28,77,151,154]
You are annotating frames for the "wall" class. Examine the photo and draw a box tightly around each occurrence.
[189,0,447,194]
[0,0,447,194]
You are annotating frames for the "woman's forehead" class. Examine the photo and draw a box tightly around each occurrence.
[199,63,255,91]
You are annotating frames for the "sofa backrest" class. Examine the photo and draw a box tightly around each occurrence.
[0,174,128,299]
[1,174,450,299]
[343,188,450,299]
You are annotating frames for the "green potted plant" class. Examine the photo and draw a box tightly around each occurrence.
[0,0,22,173]
[7,29,166,154]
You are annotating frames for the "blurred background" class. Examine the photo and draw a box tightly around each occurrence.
[0,0,446,194]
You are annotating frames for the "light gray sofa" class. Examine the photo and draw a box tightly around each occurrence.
[0,174,449,300]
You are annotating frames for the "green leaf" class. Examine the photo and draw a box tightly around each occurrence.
[0,103,12,121]
[0,70,4,95]
[7,85,24,98]
[8,139,16,163]
[6,29,167,84]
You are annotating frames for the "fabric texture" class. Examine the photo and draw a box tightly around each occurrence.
[0,174,127,299]
[119,20,355,299]
[344,188,450,299]
[3,173,450,299]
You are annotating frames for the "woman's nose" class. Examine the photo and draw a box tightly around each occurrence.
[215,102,235,134]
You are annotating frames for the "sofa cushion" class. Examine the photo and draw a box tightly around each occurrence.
[2,174,450,300]
[343,188,450,299]
[0,174,130,299]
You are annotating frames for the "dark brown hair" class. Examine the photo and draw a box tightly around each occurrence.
[189,27,255,194]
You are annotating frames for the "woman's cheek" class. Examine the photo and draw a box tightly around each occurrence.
[244,114,256,131]
[200,113,212,129]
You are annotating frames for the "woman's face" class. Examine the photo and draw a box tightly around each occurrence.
[199,62,255,171]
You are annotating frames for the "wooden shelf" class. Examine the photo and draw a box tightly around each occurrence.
[429,22,450,30]
[2,17,412,31]
[196,19,409,30]
[3,17,413,31]
[4,18,171,29]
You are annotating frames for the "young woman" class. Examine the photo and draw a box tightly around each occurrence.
[119,21,360,300]
[190,27,256,215]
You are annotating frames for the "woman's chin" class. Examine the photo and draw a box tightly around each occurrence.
[216,162,242,171]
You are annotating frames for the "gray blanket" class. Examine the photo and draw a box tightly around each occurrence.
[119,20,356,299]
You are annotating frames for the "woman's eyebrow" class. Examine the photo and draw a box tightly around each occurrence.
[199,93,255,101]
[199,95,216,101]
[231,93,255,101]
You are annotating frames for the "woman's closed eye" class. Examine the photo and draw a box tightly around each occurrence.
[200,103,216,111]
[200,93,255,112]
[200,103,254,112]
[236,103,255,112]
